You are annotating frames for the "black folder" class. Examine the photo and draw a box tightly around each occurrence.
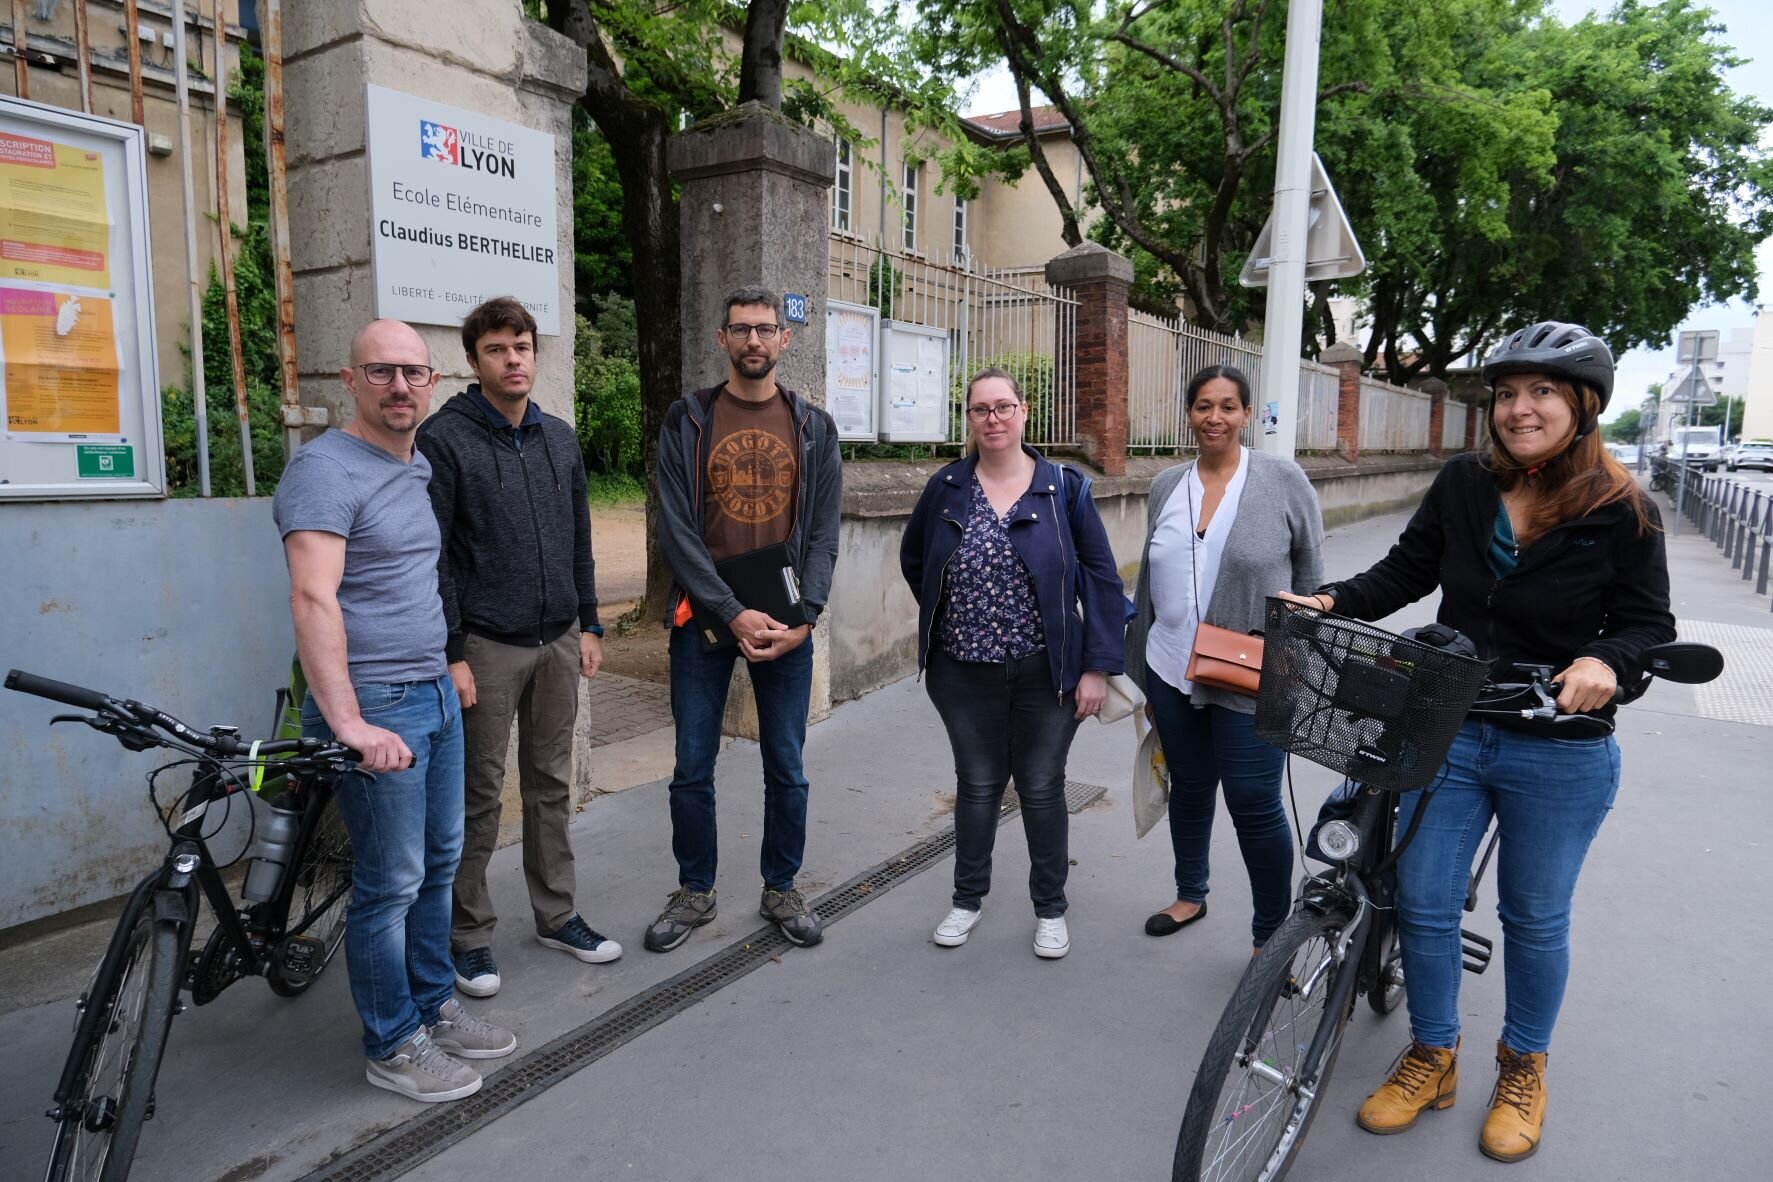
[689,542,804,652]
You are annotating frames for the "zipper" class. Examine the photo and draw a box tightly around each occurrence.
[1050,486,1069,701]
[515,430,548,643]
[921,510,964,681]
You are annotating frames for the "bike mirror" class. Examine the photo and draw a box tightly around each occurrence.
[1641,643,1724,685]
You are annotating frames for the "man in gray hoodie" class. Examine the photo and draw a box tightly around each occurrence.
[416,297,619,999]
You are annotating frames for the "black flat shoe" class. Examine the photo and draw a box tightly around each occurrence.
[1145,902,1207,937]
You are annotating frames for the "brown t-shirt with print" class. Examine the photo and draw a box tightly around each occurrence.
[703,385,799,562]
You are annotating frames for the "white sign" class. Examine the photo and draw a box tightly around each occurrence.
[1240,152,1366,287]
[879,320,949,443]
[824,300,877,440]
[365,86,561,335]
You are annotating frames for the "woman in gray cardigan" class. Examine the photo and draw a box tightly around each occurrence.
[1124,366,1324,950]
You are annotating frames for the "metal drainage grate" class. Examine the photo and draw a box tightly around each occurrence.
[296,783,1107,1182]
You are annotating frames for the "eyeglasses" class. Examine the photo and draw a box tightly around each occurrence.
[966,402,1022,422]
[357,363,438,387]
[724,323,781,341]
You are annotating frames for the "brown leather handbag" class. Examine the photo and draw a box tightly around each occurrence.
[1185,622,1264,696]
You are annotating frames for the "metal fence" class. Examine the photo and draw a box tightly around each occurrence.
[1357,378,1434,452]
[1127,314,1342,454]
[1660,460,1773,608]
[827,236,1077,448]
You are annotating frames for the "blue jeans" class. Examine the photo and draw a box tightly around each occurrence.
[925,649,1082,918]
[667,625,813,893]
[303,677,464,1061]
[1145,665,1293,945]
[1395,721,1620,1053]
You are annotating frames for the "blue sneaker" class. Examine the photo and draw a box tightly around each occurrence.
[537,914,623,964]
[453,947,500,998]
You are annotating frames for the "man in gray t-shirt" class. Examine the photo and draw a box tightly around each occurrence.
[273,318,514,1104]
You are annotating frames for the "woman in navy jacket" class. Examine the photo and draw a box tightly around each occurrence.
[900,367,1126,959]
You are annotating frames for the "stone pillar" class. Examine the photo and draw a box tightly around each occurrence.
[1045,243,1132,476]
[1420,377,1449,456]
[667,104,836,736]
[1320,341,1364,463]
[282,2,585,428]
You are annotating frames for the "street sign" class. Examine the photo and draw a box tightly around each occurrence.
[1675,329,1719,364]
[1240,152,1366,287]
[1664,362,1718,407]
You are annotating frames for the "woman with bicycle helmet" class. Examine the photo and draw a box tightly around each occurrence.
[1280,322,1674,1162]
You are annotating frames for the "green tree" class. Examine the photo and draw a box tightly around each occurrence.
[1695,395,1744,433]
[1603,408,1641,443]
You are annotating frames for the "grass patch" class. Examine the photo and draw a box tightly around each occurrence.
[586,470,645,505]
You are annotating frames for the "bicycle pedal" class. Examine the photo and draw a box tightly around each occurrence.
[1461,928,1493,975]
[274,935,325,983]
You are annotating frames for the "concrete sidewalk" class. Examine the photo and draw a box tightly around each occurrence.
[2,504,1770,1182]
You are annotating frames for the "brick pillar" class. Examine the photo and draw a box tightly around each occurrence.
[1044,242,1132,476]
[1320,341,1363,463]
[1420,377,1449,457]
[1465,394,1480,450]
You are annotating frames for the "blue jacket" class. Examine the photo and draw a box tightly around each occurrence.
[900,448,1126,694]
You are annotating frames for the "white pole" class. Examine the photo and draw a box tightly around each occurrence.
[172,0,210,495]
[1256,0,1323,460]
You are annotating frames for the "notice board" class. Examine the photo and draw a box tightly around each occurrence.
[0,97,163,500]
[824,299,878,440]
[879,320,950,443]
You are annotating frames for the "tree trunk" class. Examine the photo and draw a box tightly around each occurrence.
[738,0,789,109]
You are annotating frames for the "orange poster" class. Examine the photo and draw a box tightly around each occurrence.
[0,131,112,290]
[1,286,122,437]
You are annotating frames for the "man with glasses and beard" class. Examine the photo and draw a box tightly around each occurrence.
[274,320,515,1102]
[645,287,842,953]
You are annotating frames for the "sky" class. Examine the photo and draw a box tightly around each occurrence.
[959,1,1773,422]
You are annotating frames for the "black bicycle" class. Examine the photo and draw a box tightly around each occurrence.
[1169,602,1723,1182]
[6,670,361,1182]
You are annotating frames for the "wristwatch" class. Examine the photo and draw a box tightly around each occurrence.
[584,624,605,638]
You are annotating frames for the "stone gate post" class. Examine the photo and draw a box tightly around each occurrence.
[1319,341,1364,463]
[1045,243,1131,476]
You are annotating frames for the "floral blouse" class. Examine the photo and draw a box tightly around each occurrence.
[937,477,1045,662]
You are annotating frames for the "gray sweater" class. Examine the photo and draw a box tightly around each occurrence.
[1125,451,1325,714]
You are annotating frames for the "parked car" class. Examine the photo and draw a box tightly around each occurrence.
[1728,441,1773,472]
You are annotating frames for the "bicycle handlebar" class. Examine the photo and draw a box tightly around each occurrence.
[5,668,360,764]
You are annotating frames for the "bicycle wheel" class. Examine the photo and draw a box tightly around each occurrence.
[1173,905,1360,1182]
[1366,920,1405,1017]
[45,907,181,1182]
[268,792,353,998]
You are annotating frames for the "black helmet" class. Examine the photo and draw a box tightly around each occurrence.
[1481,321,1615,413]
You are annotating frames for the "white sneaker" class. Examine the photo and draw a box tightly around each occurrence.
[365,1029,481,1102]
[1034,916,1070,959]
[933,906,983,947]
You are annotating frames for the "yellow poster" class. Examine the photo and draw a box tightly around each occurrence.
[1,286,122,437]
[0,131,112,290]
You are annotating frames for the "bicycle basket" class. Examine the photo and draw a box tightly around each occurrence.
[1254,598,1490,791]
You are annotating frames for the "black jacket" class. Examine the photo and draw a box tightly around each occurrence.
[1325,453,1675,712]
[655,384,841,626]
[415,388,598,661]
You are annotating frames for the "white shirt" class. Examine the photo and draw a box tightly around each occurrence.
[1145,448,1249,693]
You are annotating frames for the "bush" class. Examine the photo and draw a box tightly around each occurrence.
[574,312,643,478]
[951,351,1059,435]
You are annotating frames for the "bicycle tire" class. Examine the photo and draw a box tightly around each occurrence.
[1173,905,1360,1182]
[267,792,353,998]
[45,906,181,1182]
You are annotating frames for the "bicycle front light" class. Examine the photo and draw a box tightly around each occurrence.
[1317,820,1361,861]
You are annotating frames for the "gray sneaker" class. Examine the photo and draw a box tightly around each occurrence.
[365,1028,481,1102]
[643,887,717,953]
[760,887,823,947]
[429,997,517,1060]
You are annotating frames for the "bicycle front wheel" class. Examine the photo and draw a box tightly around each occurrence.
[268,792,353,998]
[46,905,181,1182]
[1173,905,1361,1182]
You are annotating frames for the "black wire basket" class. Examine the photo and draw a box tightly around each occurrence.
[1254,598,1491,792]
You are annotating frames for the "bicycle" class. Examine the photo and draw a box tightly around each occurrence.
[1169,602,1723,1182]
[5,669,362,1182]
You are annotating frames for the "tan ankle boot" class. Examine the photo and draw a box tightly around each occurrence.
[1356,1039,1459,1134]
[1480,1042,1547,1163]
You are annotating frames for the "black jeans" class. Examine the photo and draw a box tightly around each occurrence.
[925,649,1082,918]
